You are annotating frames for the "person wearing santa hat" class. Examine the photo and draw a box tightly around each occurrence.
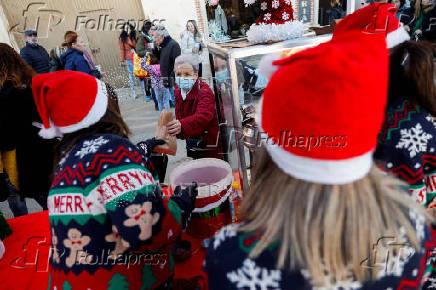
[203,29,436,288]
[32,70,198,289]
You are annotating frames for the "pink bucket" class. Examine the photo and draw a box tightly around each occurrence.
[169,158,233,239]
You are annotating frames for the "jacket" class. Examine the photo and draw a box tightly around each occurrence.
[20,43,50,74]
[0,82,56,199]
[136,34,153,58]
[180,31,205,63]
[119,37,136,62]
[156,36,181,88]
[141,63,164,90]
[47,134,185,289]
[60,48,101,79]
[174,79,222,159]
[375,97,436,207]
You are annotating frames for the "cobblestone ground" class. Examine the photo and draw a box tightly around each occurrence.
[0,86,191,219]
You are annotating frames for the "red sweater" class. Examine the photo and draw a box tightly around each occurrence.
[175,79,222,159]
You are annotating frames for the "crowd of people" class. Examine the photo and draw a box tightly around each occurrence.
[0,1,436,289]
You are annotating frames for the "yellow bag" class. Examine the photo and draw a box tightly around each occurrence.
[133,53,149,78]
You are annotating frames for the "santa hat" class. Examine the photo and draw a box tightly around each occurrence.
[245,0,304,44]
[333,3,410,48]
[258,31,389,184]
[32,71,108,139]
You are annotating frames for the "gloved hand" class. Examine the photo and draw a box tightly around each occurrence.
[137,138,166,159]
[170,182,198,229]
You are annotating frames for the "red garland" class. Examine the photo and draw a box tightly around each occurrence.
[256,0,295,25]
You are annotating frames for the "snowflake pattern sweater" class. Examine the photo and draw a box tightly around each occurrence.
[204,210,436,290]
[375,97,436,207]
[47,134,183,290]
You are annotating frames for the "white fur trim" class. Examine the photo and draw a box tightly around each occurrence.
[38,120,63,139]
[58,79,108,134]
[257,97,373,184]
[259,54,282,79]
[247,21,304,44]
[386,25,410,48]
[264,144,373,185]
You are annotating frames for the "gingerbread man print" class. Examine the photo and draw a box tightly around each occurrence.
[105,225,130,260]
[123,202,160,240]
[63,228,93,268]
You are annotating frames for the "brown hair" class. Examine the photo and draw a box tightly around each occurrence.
[53,83,131,169]
[62,32,78,49]
[389,41,436,115]
[238,146,430,286]
[0,43,36,89]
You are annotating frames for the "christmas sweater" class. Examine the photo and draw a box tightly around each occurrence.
[47,134,183,290]
[204,210,436,290]
[375,97,436,208]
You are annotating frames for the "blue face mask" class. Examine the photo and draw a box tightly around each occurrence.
[176,77,196,91]
[215,70,229,84]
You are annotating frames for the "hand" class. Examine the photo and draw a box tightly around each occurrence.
[136,138,166,158]
[404,25,410,32]
[414,29,422,35]
[168,120,182,136]
[171,182,198,229]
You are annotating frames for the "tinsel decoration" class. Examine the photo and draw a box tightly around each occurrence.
[208,19,231,43]
[245,0,304,44]
[0,212,12,240]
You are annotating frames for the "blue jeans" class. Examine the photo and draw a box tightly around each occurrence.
[169,86,175,105]
[125,60,145,97]
[154,88,171,111]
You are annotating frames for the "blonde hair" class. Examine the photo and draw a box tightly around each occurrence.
[238,147,430,286]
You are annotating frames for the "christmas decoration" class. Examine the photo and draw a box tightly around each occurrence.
[208,19,231,43]
[244,0,304,44]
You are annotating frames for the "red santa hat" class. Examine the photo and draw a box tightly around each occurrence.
[32,71,108,139]
[258,31,389,184]
[244,0,304,44]
[333,3,410,48]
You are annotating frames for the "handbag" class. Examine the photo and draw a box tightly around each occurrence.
[132,53,149,78]
[186,138,207,159]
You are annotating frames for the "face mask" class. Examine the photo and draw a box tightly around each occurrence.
[28,38,38,47]
[215,70,229,84]
[176,77,195,91]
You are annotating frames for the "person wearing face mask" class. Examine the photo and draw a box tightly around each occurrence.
[167,54,222,159]
[20,30,50,74]
[60,32,101,79]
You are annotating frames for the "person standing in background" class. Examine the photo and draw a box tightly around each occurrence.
[20,30,50,74]
[1,43,56,215]
[136,21,159,109]
[61,32,101,79]
[141,53,171,111]
[181,20,206,78]
[152,27,181,108]
[119,23,146,99]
